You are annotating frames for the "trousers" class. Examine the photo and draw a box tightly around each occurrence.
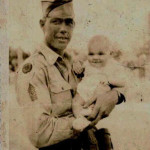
[39,128,113,150]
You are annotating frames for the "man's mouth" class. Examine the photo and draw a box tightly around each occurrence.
[56,37,69,43]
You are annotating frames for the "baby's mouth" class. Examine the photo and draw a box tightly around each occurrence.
[91,60,102,63]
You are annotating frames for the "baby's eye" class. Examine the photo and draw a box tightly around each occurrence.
[88,52,94,56]
[98,52,104,55]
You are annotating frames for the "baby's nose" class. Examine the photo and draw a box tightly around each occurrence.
[93,54,100,59]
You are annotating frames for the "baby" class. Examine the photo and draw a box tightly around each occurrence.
[72,35,126,132]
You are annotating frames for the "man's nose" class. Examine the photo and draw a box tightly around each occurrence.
[59,23,68,34]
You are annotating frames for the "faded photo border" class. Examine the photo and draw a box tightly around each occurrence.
[0,0,9,149]
[1,0,150,150]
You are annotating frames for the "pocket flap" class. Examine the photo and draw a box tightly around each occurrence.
[50,82,72,93]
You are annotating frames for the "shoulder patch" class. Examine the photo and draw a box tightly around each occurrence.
[28,83,37,101]
[22,63,32,74]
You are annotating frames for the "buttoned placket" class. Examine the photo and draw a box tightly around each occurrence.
[55,57,70,82]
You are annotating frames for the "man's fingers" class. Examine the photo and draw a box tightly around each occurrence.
[89,111,103,127]
[87,105,99,121]
[83,95,97,108]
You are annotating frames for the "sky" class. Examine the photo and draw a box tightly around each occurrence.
[9,0,150,54]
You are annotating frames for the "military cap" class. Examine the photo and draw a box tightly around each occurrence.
[41,0,73,18]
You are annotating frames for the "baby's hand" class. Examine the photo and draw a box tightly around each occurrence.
[73,116,91,132]
[80,105,94,116]
[94,83,111,96]
[73,61,85,76]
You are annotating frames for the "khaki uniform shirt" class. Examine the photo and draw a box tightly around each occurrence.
[16,43,78,148]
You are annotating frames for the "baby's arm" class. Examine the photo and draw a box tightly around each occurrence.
[107,70,127,104]
[107,62,127,88]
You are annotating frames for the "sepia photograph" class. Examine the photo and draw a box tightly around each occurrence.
[1,0,150,149]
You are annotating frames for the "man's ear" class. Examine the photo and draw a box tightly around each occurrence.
[39,19,46,28]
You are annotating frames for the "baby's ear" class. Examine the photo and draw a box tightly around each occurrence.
[107,51,111,55]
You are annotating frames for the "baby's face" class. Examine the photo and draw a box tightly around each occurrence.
[88,43,109,68]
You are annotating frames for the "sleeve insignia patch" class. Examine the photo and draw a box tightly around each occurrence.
[22,63,32,74]
[28,83,37,101]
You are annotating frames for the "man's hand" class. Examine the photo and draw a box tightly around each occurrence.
[84,90,118,126]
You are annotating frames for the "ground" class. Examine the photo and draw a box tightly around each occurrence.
[9,84,150,150]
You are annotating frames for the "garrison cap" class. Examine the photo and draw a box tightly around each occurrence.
[41,0,73,17]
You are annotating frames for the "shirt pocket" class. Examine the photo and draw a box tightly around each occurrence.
[49,82,73,116]
[49,81,72,104]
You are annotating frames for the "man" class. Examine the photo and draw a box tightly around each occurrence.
[16,0,122,149]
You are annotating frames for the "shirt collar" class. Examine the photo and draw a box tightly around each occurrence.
[38,43,62,65]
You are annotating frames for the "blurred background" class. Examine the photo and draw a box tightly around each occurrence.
[9,0,150,150]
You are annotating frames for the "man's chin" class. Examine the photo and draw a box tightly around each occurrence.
[48,41,69,54]
[52,43,68,53]
[57,42,69,49]
[54,38,70,50]
[57,44,67,51]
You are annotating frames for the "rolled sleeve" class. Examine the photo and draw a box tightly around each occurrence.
[16,66,75,148]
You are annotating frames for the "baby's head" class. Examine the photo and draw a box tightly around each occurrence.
[88,35,111,68]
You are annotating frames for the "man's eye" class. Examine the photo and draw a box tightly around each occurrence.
[65,19,75,27]
[51,19,62,25]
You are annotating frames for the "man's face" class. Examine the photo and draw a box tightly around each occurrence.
[88,42,109,68]
[42,3,75,54]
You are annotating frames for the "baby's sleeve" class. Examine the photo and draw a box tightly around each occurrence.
[107,62,128,98]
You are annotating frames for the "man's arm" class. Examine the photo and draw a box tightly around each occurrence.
[72,93,91,132]
[16,66,75,148]
[72,92,85,118]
